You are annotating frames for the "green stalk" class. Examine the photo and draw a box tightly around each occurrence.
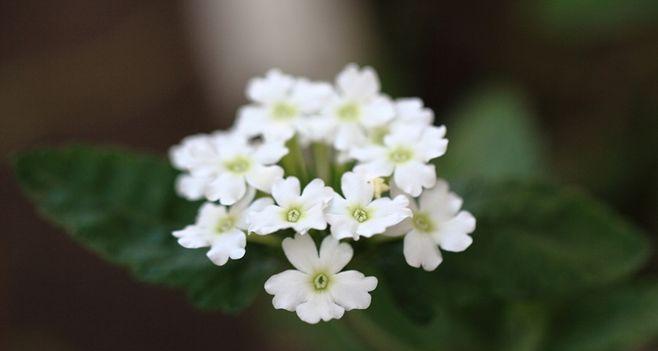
[286,136,308,182]
[246,233,282,248]
[312,142,331,183]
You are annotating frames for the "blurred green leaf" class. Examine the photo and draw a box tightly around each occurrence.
[13,146,279,313]
[499,302,549,351]
[546,281,658,351]
[527,0,658,40]
[438,84,548,185]
[446,180,650,300]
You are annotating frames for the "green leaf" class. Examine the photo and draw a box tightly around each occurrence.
[438,84,547,184]
[499,302,549,351]
[546,281,658,351]
[13,146,279,313]
[523,0,658,41]
[445,180,650,300]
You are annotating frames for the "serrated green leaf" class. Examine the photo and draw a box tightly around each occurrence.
[439,84,547,184]
[445,180,650,300]
[13,146,279,313]
[546,281,658,351]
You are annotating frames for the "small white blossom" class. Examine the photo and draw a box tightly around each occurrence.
[172,189,272,266]
[352,124,448,197]
[265,234,378,324]
[314,64,395,150]
[366,98,435,145]
[170,132,287,205]
[236,69,333,142]
[249,177,334,235]
[386,180,476,271]
[326,172,411,240]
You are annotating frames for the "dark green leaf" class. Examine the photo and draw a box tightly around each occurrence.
[445,180,650,300]
[547,281,658,351]
[13,146,279,313]
[438,84,547,184]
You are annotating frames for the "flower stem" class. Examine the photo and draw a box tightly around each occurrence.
[312,142,331,183]
[286,136,308,182]
[246,233,282,248]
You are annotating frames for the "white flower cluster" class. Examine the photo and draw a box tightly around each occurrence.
[170,64,475,324]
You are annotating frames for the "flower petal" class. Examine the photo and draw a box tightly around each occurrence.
[353,159,395,180]
[336,64,379,101]
[358,195,412,237]
[172,225,210,249]
[206,229,247,266]
[175,174,209,201]
[415,125,448,161]
[196,202,227,228]
[360,96,395,128]
[264,270,312,312]
[418,179,463,220]
[246,164,284,194]
[205,172,247,205]
[435,211,476,252]
[247,69,294,104]
[282,234,319,274]
[295,294,345,324]
[331,270,378,310]
[248,205,288,235]
[271,177,301,207]
[340,172,373,204]
[293,204,328,234]
[393,161,436,197]
[318,236,353,274]
[403,230,443,271]
[299,178,334,208]
[236,197,274,231]
[252,141,289,164]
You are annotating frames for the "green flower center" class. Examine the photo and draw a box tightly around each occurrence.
[337,102,360,121]
[224,156,251,174]
[285,207,302,223]
[412,212,434,233]
[370,126,389,145]
[312,272,330,291]
[215,216,235,234]
[271,101,298,120]
[389,147,413,164]
[352,207,369,223]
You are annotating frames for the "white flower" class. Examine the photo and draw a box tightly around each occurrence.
[249,177,334,235]
[352,124,448,197]
[315,64,395,150]
[264,234,378,324]
[326,172,411,240]
[364,97,435,147]
[386,180,476,271]
[172,189,272,266]
[236,69,333,142]
[170,132,287,205]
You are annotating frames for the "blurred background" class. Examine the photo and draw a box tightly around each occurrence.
[2,0,656,350]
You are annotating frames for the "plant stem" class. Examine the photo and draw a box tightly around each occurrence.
[246,233,282,248]
[312,142,331,183]
[288,136,308,182]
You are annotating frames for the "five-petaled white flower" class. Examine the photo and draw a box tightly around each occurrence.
[170,132,287,205]
[236,69,333,142]
[352,124,448,197]
[265,234,378,324]
[366,98,435,145]
[327,172,411,240]
[386,180,476,271]
[315,64,395,151]
[172,189,272,266]
[249,177,334,235]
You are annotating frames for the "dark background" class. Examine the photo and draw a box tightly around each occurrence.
[2,1,656,350]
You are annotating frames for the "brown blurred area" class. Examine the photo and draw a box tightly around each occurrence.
[2,0,657,350]
[0,1,260,350]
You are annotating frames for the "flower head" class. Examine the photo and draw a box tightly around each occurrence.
[170,132,287,205]
[386,180,476,271]
[314,64,395,150]
[352,124,448,196]
[327,172,411,240]
[265,234,378,324]
[236,69,333,142]
[249,177,334,235]
[172,189,272,266]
